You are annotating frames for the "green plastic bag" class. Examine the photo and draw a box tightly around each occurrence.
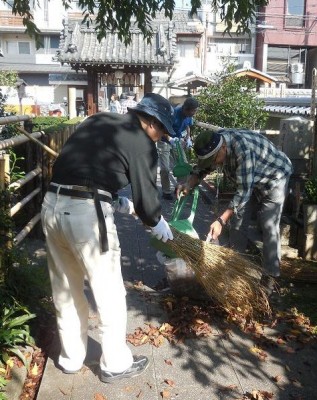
[150,188,199,257]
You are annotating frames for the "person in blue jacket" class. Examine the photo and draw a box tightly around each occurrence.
[157,97,198,200]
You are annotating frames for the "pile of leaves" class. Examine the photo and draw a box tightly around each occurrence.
[127,296,216,347]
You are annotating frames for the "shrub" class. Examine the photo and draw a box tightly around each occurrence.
[304,177,317,204]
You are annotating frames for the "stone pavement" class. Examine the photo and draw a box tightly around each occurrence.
[32,180,317,400]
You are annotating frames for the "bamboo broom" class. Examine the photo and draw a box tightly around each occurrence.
[166,227,272,319]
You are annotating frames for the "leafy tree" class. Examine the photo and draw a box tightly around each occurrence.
[195,66,268,131]
[4,0,269,46]
[0,71,18,117]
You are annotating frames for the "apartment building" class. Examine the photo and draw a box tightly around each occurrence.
[255,0,317,88]
[0,0,269,115]
[0,0,86,115]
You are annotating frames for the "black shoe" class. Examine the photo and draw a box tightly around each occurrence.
[260,275,276,297]
[162,193,173,200]
[100,355,149,383]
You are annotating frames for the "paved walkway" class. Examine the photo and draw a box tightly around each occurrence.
[35,180,317,400]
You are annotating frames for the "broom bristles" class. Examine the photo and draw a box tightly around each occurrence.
[167,228,271,319]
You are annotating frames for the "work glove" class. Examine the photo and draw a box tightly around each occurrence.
[169,137,179,147]
[186,137,193,148]
[116,196,135,214]
[151,216,173,243]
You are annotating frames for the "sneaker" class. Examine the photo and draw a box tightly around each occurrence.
[162,193,173,200]
[100,355,149,383]
[61,366,82,374]
[260,275,276,297]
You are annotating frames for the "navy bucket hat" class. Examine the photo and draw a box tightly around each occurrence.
[194,130,223,169]
[128,93,176,137]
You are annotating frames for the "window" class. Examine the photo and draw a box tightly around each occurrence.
[4,0,14,8]
[285,0,305,27]
[37,36,60,53]
[194,43,200,58]
[178,44,186,58]
[287,0,304,16]
[6,41,31,55]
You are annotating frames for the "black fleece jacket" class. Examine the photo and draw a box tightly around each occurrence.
[51,112,161,227]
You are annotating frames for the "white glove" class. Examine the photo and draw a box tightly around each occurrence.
[169,137,179,147]
[151,216,173,243]
[116,197,135,214]
[186,137,193,148]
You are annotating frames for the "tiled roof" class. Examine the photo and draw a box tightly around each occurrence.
[264,104,312,116]
[153,10,204,34]
[0,63,73,73]
[263,97,314,116]
[57,11,203,69]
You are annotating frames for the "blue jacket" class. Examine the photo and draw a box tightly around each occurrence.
[172,105,194,138]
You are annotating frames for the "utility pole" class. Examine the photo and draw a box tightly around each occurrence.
[310,68,317,177]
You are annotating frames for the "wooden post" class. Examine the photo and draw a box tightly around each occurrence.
[0,152,10,190]
[0,152,12,265]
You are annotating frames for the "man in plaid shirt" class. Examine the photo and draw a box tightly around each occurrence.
[178,129,293,295]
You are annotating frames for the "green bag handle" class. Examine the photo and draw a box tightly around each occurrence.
[175,140,187,165]
[171,187,199,224]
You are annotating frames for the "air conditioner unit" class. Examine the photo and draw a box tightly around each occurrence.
[290,63,304,84]
[290,63,303,73]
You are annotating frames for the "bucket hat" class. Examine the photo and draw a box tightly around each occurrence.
[128,93,176,137]
[194,130,223,169]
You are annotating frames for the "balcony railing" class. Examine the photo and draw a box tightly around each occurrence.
[0,11,24,27]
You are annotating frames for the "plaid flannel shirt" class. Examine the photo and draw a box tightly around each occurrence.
[195,129,293,214]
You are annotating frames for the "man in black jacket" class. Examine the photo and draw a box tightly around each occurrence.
[41,93,174,383]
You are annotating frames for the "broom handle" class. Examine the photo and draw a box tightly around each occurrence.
[16,127,59,158]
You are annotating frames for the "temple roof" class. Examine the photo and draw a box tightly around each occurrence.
[57,11,203,71]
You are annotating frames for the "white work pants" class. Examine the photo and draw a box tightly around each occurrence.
[41,189,133,373]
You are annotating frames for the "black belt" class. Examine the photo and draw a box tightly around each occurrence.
[48,184,112,203]
[47,184,113,253]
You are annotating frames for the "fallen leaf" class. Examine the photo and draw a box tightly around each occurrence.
[250,347,268,360]
[6,359,14,368]
[250,346,261,354]
[153,334,165,347]
[30,363,38,376]
[161,389,171,398]
[140,335,149,344]
[159,323,173,332]
[94,393,107,400]
[164,379,175,387]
